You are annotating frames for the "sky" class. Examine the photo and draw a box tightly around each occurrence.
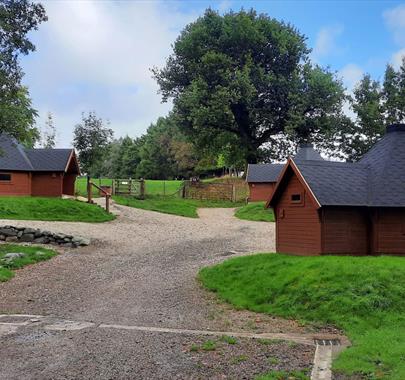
[20,0,405,147]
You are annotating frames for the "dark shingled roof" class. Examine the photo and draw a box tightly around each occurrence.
[247,144,324,183]
[294,161,369,206]
[246,163,284,183]
[0,134,74,172]
[290,124,405,208]
[294,143,324,162]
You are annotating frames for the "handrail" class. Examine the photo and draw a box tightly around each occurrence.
[90,181,110,195]
[86,177,111,213]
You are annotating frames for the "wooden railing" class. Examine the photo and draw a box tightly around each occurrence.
[87,176,111,213]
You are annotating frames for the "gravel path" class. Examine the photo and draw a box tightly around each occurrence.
[0,201,325,379]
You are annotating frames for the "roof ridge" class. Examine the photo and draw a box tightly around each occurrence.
[14,138,34,171]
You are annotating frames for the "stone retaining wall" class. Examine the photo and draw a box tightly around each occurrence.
[0,226,90,248]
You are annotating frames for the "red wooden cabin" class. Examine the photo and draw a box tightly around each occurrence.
[267,124,405,255]
[0,134,80,197]
[246,144,323,202]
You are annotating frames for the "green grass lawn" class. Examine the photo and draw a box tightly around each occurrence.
[75,177,113,197]
[114,195,243,218]
[75,178,184,198]
[0,244,57,282]
[199,254,405,380]
[235,202,275,222]
[144,180,184,196]
[0,197,114,222]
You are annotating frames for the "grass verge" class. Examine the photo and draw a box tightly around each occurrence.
[113,195,243,218]
[0,244,57,282]
[199,253,405,380]
[235,202,275,222]
[255,370,309,380]
[0,197,114,222]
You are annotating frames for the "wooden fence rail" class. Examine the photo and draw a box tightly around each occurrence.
[87,177,111,213]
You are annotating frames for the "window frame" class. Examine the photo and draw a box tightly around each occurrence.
[290,191,305,207]
[0,173,12,183]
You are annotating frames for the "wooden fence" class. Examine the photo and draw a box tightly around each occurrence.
[112,179,145,198]
[182,181,248,202]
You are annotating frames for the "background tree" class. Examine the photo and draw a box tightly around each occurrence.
[40,112,56,148]
[341,75,384,161]
[0,0,47,143]
[73,112,114,176]
[153,9,348,163]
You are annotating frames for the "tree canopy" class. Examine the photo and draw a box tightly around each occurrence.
[0,0,47,143]
[153,9,349,163]
[73,112,114,176]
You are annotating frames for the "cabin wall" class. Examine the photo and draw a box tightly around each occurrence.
[31,172,63,197]
[0,172,31,196]
[373,208,405,254]
[248,183,276,202]
[275,174,322,255]
[63,173,76,196]
[322,207,369,254]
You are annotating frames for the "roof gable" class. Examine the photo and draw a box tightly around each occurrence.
[0,133,78,173]
[269,124,405,208]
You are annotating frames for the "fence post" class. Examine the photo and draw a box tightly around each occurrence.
[232,184,236,202]
[87,175,92,203]
[106,194,110,213]
[140,179,145,199]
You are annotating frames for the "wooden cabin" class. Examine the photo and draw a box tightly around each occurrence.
[0,134,80,197]
[246,144,324,202]
[246,163,284,201]
[267,124,405,255]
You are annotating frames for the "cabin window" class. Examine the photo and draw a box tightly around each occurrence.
[291,194,301,202]
[0,173,11,182]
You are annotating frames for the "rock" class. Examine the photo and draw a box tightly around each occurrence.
[2,252,25,262]
[0,228,17,237]
[62,242,74,248]
[20,234,35,242]
[23,228,37,235]
[17,231,23,238]
[0,235,5,241]
[34,237,49,244]
[72,237,90,246]
[34,230,42,238]
[5,236,18,243]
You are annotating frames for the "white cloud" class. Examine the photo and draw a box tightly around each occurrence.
[312,25,344,60]
[383,4,405,45]
[21,1,198,147]
[218,0,232,13]
[339,63,363,91]
[391,48,405,69]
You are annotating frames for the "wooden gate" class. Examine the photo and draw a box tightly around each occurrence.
[112,179,145,198]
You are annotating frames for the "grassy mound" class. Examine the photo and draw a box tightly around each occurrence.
[235,202,275,222]
[199,254,405,379]
[114,195,242,218]
[0,197,114,222]
[0,244,57,282]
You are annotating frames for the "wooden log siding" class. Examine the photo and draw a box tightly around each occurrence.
[275,174,322,255]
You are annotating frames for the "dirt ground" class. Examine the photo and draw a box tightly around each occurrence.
[0,202,322,379]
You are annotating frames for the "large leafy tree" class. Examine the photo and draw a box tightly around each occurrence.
[342,75,385,161]
[0,0,47,143]
[153,9,348,163]
[73,112,114,176]
[382,59,405,124]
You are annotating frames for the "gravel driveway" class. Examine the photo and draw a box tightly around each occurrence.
[0,202,321,379]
